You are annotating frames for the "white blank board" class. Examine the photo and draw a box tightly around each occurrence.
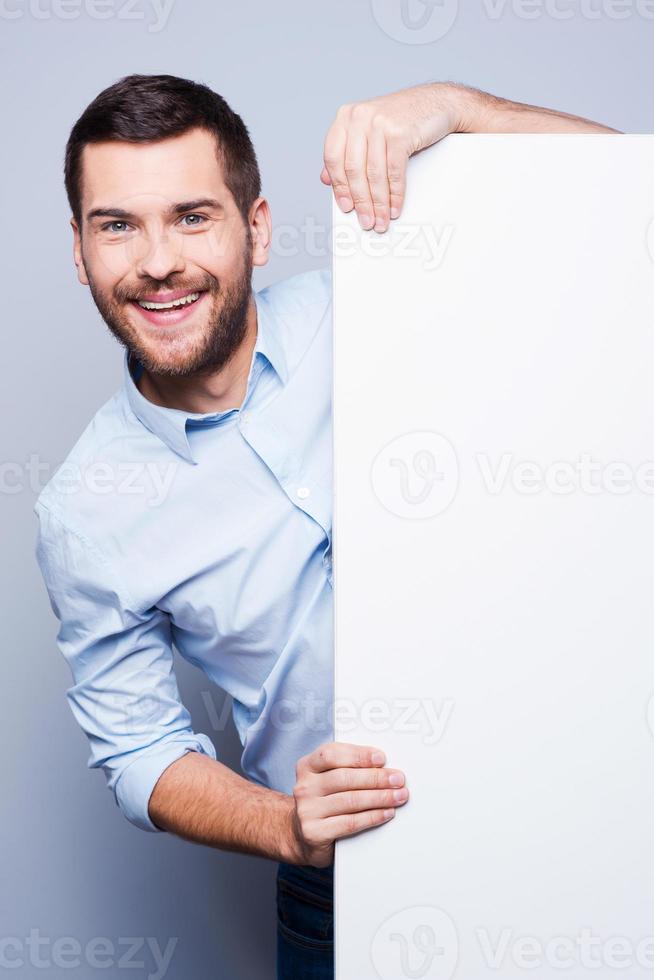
[333,135,654,979]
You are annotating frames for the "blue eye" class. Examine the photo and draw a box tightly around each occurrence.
[181,214,207,227]
[102,221,129,233]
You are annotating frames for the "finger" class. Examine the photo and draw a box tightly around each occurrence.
[320,166,332,186]
[319,766,404,795]
[323,807,397,841]
[343,127,375,230]
[306,743,387,774]
[321,787,409,817]
[366,124,391,233]
[323,121,354,212]
[387,139,409,220]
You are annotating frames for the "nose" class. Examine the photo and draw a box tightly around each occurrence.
[134,227,186,281]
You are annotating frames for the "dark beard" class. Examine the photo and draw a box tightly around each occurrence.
[86,240,253,379]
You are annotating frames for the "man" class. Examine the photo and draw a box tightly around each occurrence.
[34,73,616,978]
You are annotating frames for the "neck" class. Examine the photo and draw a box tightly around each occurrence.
[135,295,258,415]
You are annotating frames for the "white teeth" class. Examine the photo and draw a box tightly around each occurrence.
[137,291,200,311]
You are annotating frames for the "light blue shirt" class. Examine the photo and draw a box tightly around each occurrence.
[34,267,334,833]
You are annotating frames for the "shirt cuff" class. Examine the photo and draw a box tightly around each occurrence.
[114,732,217,833]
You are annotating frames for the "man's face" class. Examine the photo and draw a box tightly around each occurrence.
[72,127,268,377]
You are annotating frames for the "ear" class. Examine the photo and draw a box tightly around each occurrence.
[71,217,90,286]
[249,197,272,269]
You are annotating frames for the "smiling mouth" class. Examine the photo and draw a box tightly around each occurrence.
[136,290,203,311]
[129,289,208,325]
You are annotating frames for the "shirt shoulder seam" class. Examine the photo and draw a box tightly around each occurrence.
[35,499,139,610]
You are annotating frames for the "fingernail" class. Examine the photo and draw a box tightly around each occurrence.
[390,206,400,219]
[383,809,396,819]
[338,196,353,212]
[393,788,408,802]
[374,218,386,233]
[358,212,374,230]
[389,773,404,787]
[372,751,386,765]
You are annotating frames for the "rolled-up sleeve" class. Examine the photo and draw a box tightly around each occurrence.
[34,501,217,833]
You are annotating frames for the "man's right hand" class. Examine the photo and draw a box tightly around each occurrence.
[288,742,409,868]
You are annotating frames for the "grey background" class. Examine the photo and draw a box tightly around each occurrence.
[1,1,651,977]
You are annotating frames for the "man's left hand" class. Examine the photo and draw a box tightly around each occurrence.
[321,83,462,234]
[321,81,618,233]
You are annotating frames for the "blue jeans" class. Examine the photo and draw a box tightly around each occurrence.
[276,860,334,979]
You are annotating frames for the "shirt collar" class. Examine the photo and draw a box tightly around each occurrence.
[123,287,288,465]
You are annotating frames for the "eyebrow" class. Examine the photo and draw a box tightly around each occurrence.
[86,198,225,222]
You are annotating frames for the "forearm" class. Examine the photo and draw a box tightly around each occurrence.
[322,79,621,231]
[429,81,620,135]
[148,750,301,863]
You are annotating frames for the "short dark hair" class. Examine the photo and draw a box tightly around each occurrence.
[64,73,261,227]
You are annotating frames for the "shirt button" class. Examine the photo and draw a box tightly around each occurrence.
[241,410,251,425]
[296,486,310,500]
